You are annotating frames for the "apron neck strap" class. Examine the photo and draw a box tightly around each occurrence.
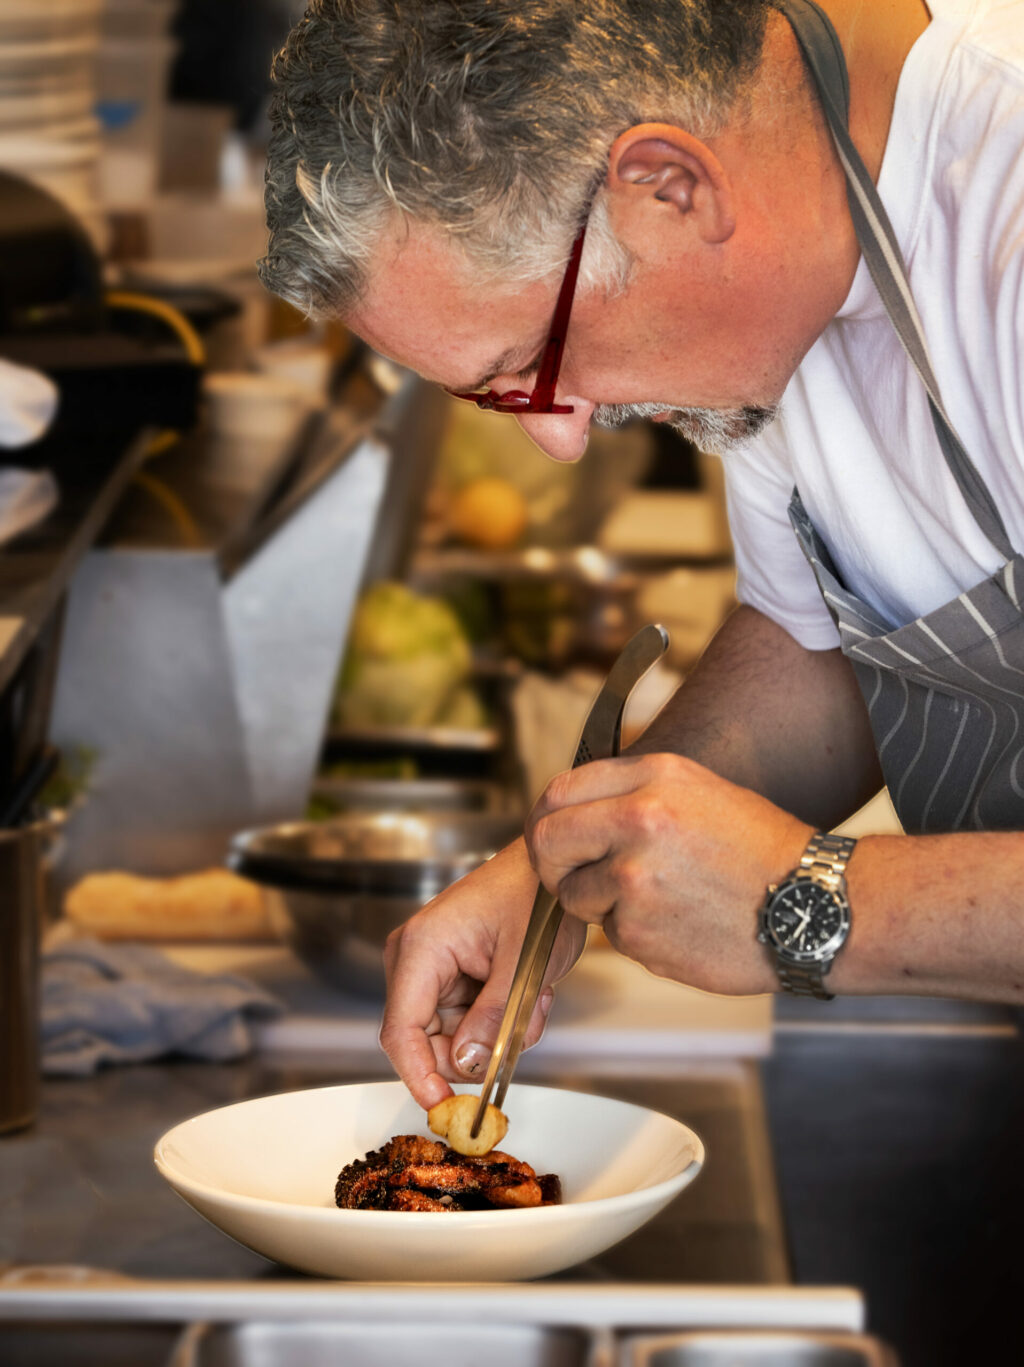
[773,0,1015,562]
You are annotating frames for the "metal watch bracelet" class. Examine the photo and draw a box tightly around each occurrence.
[799,830,856,888]
[776,961,837,1000]
[776,831,856,1001]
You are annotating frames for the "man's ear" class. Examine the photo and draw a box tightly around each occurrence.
[607,123,736,245]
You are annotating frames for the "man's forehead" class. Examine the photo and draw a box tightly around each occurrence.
[347,219,552,389]
[352,218,464,320]
[366,213,467,279]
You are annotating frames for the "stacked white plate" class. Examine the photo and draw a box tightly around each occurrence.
[0,0,105,244]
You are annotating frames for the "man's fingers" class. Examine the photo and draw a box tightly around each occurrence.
[527,794,627,891]
[446,929,552,1079]
[448,919,584,1081]
[378,837,584,1109]
[376,1005,451,1110]
[379,942,477,1109]
[553,857,619,924]
[528,758,696,895]
[447,969,519,1081]
[447,986,555,1081]
[528,754,662,828]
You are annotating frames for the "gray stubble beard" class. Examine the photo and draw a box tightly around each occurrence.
[592,400,779,453]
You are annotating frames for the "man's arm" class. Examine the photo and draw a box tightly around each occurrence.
[525,608,1024,1006]
[831,828,1024,1001]
[631,603,884,827]
[380,601,884,1105]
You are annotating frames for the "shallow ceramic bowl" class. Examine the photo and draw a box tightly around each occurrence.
[154,1080,704,1282]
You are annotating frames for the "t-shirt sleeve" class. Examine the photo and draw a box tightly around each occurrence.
[720,425,842,651]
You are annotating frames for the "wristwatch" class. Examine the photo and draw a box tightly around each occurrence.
[757,831,856,1000]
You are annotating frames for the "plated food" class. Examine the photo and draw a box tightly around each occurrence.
[153,1080,704,1281]
[336,1096,562,1212]
[335,1132,562,1212]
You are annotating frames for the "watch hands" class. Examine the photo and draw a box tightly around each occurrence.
[783,909,813,947]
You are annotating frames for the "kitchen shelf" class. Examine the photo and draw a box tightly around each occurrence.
[413,544,731,590]
[0,428,149,699]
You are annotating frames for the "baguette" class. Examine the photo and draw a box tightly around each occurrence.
[63,868,273,942]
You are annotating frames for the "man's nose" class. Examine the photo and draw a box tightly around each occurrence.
[514,400,596,463]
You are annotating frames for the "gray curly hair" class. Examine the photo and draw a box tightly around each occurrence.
[259,0,771,319]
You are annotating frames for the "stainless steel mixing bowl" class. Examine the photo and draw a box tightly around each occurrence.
[228,811,522,997]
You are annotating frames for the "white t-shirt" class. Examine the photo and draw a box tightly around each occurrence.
[724,0,1024,650]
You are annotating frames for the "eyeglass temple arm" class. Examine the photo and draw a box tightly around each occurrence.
[530,218,588,410]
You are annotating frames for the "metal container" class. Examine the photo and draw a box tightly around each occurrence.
[169,1321,601,1367]
[228,811,522,997]
[308,776,515,817]
[620,1332,898,1366]
[0,816,51,1134]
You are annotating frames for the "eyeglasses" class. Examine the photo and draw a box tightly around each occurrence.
[446,214,589,416]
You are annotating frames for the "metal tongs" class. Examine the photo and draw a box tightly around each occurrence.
[470,622,670,1138]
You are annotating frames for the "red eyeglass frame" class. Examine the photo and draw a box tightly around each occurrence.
[446,215,589,415]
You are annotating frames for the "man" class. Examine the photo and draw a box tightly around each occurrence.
[259,0,1024,1113]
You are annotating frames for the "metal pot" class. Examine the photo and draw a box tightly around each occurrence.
[308,777,515,817]
[228,811,521,997]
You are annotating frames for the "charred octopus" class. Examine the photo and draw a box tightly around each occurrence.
[334,1133,562,1212]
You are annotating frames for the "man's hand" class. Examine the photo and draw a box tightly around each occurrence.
[380,605,879,1109]
[524,751,812,996]
[379,837,588,1110]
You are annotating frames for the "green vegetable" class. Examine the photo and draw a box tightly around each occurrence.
[436,684,490,731]
[334,582,477,729]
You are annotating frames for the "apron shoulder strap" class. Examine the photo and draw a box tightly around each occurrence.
[773,0,1015,563]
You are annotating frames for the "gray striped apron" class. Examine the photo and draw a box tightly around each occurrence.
[778,0,1024,834]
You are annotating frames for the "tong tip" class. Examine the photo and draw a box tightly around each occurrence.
[468,1090,489,1140]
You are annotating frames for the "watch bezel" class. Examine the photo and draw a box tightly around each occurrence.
[760,873,851,965]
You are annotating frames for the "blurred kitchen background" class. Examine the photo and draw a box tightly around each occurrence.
[0,0,745,888]
[3,6,1022,1367]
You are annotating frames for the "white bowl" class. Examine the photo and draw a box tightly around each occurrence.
[154,1080,704,1282]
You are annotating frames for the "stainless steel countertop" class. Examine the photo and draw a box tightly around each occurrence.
[0,1024,880,1364]
[0,1057,784,1288]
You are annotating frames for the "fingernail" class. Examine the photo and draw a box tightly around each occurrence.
[454,1041,491,1076]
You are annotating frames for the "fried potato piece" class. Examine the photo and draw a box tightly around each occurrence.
[427,1093,508,1156]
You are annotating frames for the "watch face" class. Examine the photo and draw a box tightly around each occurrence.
[763,877,849,962]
